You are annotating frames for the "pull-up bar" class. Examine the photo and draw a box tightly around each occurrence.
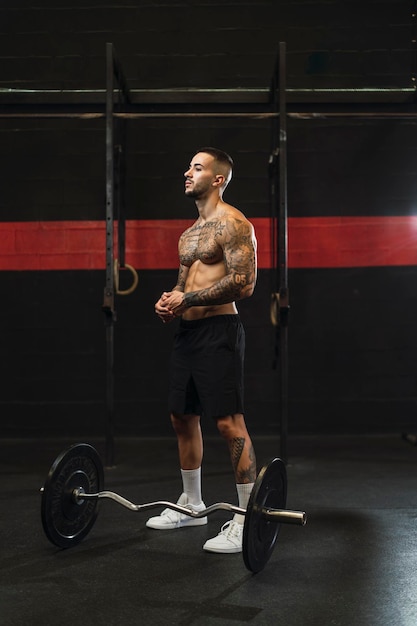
[0,43,290,465]
[104,42,290,467]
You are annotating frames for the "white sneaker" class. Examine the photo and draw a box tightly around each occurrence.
[146,493,207,530]
[203,520,243,554]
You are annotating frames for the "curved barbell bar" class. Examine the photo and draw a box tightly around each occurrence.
[73,488,307,526]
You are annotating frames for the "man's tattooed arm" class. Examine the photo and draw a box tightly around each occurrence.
[183,218,257,308]
[172,263,189,292]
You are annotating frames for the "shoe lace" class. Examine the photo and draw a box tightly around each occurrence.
[221,520,242,538]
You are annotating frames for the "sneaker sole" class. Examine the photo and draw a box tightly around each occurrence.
[203,544,242,554]
[146,517,208,530]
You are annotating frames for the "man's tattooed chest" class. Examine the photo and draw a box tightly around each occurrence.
[179,221,225,266]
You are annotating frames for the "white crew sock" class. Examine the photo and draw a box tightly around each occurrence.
[181,468,202,505]
[233,482,254,524]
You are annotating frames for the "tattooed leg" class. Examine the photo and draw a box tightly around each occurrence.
[216,414,257,483]
[229,436,256,483]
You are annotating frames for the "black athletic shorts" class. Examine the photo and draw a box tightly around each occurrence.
[169,314,245,419]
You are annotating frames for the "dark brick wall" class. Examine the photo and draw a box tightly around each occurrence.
[3,116,416,223]
[1,116,417,437]
[289,266,417,434]
[0,0,414,90]
[0,1,417,438]
[0,118,105,221]
[289,118,417,217]
[2,264,417,437]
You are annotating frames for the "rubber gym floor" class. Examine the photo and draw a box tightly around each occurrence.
[0,434,416,626]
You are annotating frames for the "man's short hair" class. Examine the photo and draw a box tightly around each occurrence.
[196,147,233,187]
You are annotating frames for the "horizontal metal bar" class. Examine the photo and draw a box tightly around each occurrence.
[288,87,415,93]
[113,112,278,119]
[0,112,104,119]
[0,111,277,120]
[0,86,414,106]
[289,111,417,119]
[0,88,270,105]
[1,110,416,120]
[76,489,307,525]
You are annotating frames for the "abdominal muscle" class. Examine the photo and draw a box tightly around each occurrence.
[181,259,238,321]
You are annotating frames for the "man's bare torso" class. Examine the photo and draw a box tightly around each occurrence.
[178,204,255,320]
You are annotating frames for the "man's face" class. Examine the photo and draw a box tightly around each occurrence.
[184,152,217,199]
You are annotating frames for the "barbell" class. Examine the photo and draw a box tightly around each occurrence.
[40,443,306,573]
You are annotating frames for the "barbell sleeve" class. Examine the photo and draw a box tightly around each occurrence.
[263,508,307,525]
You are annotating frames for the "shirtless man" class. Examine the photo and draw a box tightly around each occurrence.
[146,147,257,554]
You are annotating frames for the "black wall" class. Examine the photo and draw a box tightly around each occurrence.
[0,0,413,91]
[1,1,416,438]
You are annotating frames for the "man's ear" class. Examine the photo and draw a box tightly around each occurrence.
[213,175,225,187]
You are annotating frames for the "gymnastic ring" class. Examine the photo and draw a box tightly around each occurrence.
[114,259,139,296]
[270,292,280,327]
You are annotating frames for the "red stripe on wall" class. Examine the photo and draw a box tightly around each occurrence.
[1,217,417,270]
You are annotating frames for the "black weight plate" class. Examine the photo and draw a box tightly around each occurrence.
[41,443,103,548]
[243,457,287,573]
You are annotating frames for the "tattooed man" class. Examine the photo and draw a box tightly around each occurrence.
[146,148,257,554]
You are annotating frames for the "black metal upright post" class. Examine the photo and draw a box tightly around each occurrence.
[102,43,131,468]
[103,42,116,468]
[115,118,126,269]
[278,42,289,464]
[270,43,289,463]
